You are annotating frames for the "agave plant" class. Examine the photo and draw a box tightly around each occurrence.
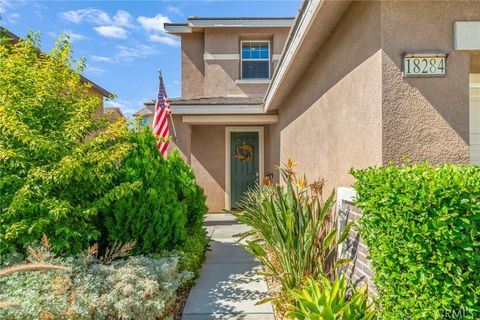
[233,159,352,295]
[289,276,376,320]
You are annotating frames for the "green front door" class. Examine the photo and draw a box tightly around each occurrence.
[231,131,259,209]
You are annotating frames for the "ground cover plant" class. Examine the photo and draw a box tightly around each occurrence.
[0,240,192,320]
[233,160,362,318]
[352,163,480,319]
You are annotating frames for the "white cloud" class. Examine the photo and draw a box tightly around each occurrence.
[116,44,158,62]
[59,9,132,39]
[0,0,10,15]
[94,26,128,39]
[167,5,183,17]
[137,13,179,47]
[6,12,19,23]
[59,8,111,25]
[85,66,106,76]
[90,55,113,63]
[112,10,132,27]
[137,13,171,33]
[59,8,132,27]
[148,34,179,47]
[48,30,90,42]
[66,30,89,42]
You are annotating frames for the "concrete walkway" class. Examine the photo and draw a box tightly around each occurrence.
[182,213,274,320]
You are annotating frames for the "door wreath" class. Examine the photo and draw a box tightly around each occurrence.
[235,143,254,161]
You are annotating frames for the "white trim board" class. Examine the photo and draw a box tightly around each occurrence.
[203,53,282,61]
[204,53,239,60]
[225,127,265,210]
[235,79,270,84]
[190,19,293,28]
[172,104,264,114]
[182,115,278,125]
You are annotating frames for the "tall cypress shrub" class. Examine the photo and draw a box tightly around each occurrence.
[101,129,188,254]
[167,149,208,232]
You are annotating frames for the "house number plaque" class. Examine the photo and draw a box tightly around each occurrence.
[403,53,447,77]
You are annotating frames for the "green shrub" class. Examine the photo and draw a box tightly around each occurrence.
[101,128,188,254]
[289,276,375,320]
[0,243,192,319]
[0,32,134,255]
[234,160,351,297]
[167,149,208,232]
[352,163,480,319]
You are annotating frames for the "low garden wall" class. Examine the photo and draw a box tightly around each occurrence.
[336,187,375,293]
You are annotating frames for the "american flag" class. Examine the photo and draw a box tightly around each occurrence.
[153,72,171,156]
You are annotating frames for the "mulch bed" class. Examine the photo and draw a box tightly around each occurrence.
[172,286,191,320]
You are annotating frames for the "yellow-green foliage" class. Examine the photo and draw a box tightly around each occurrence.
[0,33,135,254]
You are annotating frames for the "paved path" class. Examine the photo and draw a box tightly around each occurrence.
[182,213,274,320]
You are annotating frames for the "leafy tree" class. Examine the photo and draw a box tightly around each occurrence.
[0,33,135,254]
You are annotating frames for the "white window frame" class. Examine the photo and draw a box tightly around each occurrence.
[240,40,271,80]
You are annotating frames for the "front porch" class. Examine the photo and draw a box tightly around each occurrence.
[166,96,276,212]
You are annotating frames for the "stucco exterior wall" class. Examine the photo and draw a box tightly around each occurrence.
[204,27,290,97]
[380,0,477,165]
[267,1,383,193]
[191,125,226,212]
[181,33,205,97]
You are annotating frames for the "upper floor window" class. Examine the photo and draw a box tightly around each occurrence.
[241,41,270,80]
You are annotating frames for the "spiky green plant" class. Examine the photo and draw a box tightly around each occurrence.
[233,160,352,297]
[289,276,376,320]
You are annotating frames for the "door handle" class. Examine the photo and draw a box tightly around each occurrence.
[256,172,259,182]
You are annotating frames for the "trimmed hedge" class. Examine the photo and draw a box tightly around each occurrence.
[352,163,480,319]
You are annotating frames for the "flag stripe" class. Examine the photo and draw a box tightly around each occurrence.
[152,72,171,156]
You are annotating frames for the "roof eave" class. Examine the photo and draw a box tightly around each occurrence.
[164,17,294,35]
[264,0,352,112]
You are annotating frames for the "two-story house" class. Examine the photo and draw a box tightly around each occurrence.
[136,17,293,211]
[138,0,480,213]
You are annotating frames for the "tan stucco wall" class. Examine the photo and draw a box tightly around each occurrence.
[267,1,480,193]
[191,125,226,212]
[181,33,205,97]
[380,0,477,165]
[203,27,289,97]
[180,27,289,98]
[267,1,383,193]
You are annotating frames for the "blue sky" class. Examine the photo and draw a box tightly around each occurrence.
[0,0,300,116]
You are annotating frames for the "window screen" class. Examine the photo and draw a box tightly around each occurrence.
[241,41,270,79]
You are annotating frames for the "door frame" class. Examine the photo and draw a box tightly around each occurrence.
[225,126,264,210]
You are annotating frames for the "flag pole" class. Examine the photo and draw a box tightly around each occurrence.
[159,70,178,142]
